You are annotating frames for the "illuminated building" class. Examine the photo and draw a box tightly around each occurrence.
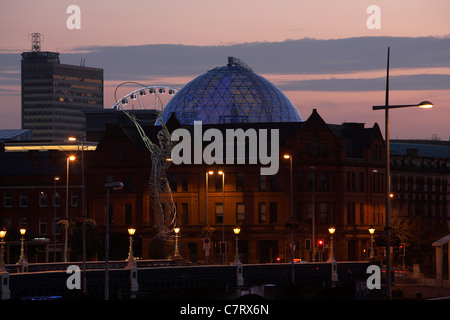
[21,36,103,141]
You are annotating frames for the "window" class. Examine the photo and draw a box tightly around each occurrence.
[181,203,189,225]
[20,194,28,208]
[359,172,364,192]
[39,218,47,235]
[269,202,277,224]
[308,172,314,191]
[53,192,61,207]
[39,192,48,207]
[258,202,266,224]
[311,140,320,157]
[347,202,355,224]
[3,193,12,208]
[215,175,223,192]
[319,172,328,191]
[71,192,79,207]
[236,173,245,191]
[259,174,267,191]
[269,175,277,191]
[124,203,132,226]
[181,173,188,192]
[215,203,223,223]
[359,203,364,224]
[236,203,245,223]
[124,174,132,192]
[169,173,177,192]
[319,203,328,224]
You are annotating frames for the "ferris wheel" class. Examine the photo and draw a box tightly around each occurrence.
[111,81,179,112]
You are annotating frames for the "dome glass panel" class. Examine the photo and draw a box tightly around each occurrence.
[158,57,302,125]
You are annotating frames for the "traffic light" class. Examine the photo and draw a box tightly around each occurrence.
[399,243,405,256]
[318,239,324,252]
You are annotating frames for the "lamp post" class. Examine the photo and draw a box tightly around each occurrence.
[126,227,136,266]
[104,181,124,300]
[218,170,225,264]
[0,229,6,271]
[17,228,28,272]
[204,171,213,264]
[53,176,60,262]
[327,226,336,263]
[369,225,376,260]
[233,226,241,265]
[173,227,181,258]
[372,47,434,299]
[64,155,75,262]
[68,136,87,294]
[283,154,295,283]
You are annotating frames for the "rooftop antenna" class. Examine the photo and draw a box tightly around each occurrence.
[29,33,43,52]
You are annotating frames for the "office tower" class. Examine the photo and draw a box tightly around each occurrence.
[21,33,103,141]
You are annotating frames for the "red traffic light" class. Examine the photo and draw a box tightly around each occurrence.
[318,239,324,251]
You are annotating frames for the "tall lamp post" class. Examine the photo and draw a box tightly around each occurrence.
[126,227,136,267]
[53,176,60,262]
[173,227,181,258]
[327,226,336,263]
[369,225,376,260]
[68,136,87,294]
[372,46,433,299]
[218,170,225,264]
[17,228,28,272]
[104,181,124,300]
[0,229,6,271]
[233,226,241,265]
[64,155,75,262]
[204,171,213,263]
[283,154,295,284]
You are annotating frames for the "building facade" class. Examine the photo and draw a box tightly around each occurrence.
[21,50,103,141]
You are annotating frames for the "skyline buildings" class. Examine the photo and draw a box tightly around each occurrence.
[20,35,103,141]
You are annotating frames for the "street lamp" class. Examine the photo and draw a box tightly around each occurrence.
[204,171,214,264]
[369,225,376,260]
[68,135,87,294]
[233,226,241,265]
[218,170,226,264]
[283,154,295,283]
[17,228,28,272]
[327,226,336,263]
[104,181,124,300]
[372,48,433,299]
[0,229,6,271]
[173,227,181,258]
[53,176,60,262]
[126,227,136,266]
[64,155,75,262]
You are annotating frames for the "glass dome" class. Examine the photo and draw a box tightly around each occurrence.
[158,57,302,125]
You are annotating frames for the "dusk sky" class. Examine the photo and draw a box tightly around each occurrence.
[1,0,449,139]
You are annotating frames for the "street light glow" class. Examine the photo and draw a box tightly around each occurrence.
[283,154,290,159]
[418,101,433,109]
[68,155,75,161]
